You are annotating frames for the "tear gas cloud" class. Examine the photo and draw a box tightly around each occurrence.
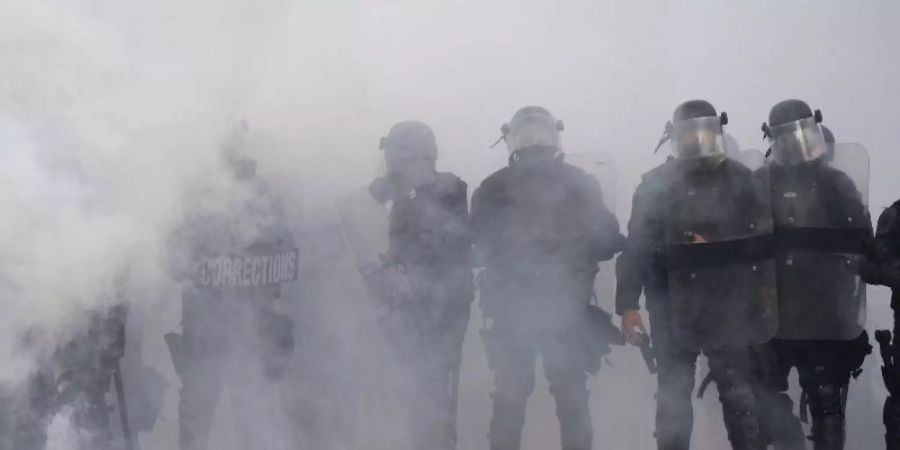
[1,0,899,449]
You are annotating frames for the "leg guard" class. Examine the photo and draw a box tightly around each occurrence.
[804,380,846,450]
[708,350,763,450]
[751,343,805,450]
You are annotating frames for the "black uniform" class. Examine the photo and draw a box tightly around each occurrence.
[616,157,766,450]
[372,171,474,450]
[862,199,900,449]
[169,180,297,450]
[473,153,623,450]
[753,161,872,450]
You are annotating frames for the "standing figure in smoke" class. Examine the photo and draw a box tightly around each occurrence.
[752,100,872,450]
[472,106,624,450]
[10,304,128,450]
[863,192,900,449]
[617,100,772,450]
[166,124,299,450]
[366,121,473,450]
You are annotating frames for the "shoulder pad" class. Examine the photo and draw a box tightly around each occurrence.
[478,167,511,190]
[877,206,899,237]
[641,159,673,181]
[436,172,467,191]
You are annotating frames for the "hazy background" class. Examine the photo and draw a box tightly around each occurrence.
[2,0,899,449]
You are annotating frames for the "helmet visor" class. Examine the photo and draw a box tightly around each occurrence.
[671,116,725,159]
[769,117,826,166]
[505,114,561,154]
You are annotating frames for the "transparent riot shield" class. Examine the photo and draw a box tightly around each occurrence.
[334,187,390,278]
[333,187,415,319]
[563,152,618,311]
[666,157,778,351]
[771,143,869,340]
[565,152,616,211]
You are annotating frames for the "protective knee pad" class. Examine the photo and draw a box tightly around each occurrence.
[807,383,845,450]
[721,385,762,450]
[714,366,762,450]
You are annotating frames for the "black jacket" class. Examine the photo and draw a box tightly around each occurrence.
[472,157,623,320]
[388,172,471,280]
[615,157,768,315]
[615,159,672,314]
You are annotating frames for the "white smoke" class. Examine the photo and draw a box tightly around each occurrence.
[3,0,900,449]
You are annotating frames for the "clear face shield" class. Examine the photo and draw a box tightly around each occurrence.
[504,113,563,155]
[767,117,827,166]
[670,116,726,160]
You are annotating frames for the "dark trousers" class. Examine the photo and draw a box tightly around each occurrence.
[177,289,294,450]
[383,300,471,450]
[649,305,762,450]
[755,338,868,450]
[484,321,594,450]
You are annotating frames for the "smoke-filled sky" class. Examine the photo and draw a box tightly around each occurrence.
[2,1,900,449]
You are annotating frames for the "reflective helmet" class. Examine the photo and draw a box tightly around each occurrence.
[500,106,564,156]
[379,121,438,189]
[762,99,826,166]
[655,100,728,160]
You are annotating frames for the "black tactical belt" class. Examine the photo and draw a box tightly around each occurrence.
[773,226,867,255]
[665,234,776,269]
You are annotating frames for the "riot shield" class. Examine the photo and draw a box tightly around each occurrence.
[565,152,616,211]
[334,187,390,277]
[771,143,869,340]
[333,187,414,318]
[665,157,778,351]
[563,152,618,310]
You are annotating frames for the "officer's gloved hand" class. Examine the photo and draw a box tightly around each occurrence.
[875,261,900,290]
[620,309,648,346]
[857,259,883,285]
[382,265,414,309]
[369,177,396,204]
[856,258,900,289]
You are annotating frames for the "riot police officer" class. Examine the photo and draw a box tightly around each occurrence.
[167,127,298,450]
[866,198,900,449]
[618,100,771,450]
[472,106,624,450]
[367,121,473,450]
[10,304,128,450]
[754,100,872,450]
